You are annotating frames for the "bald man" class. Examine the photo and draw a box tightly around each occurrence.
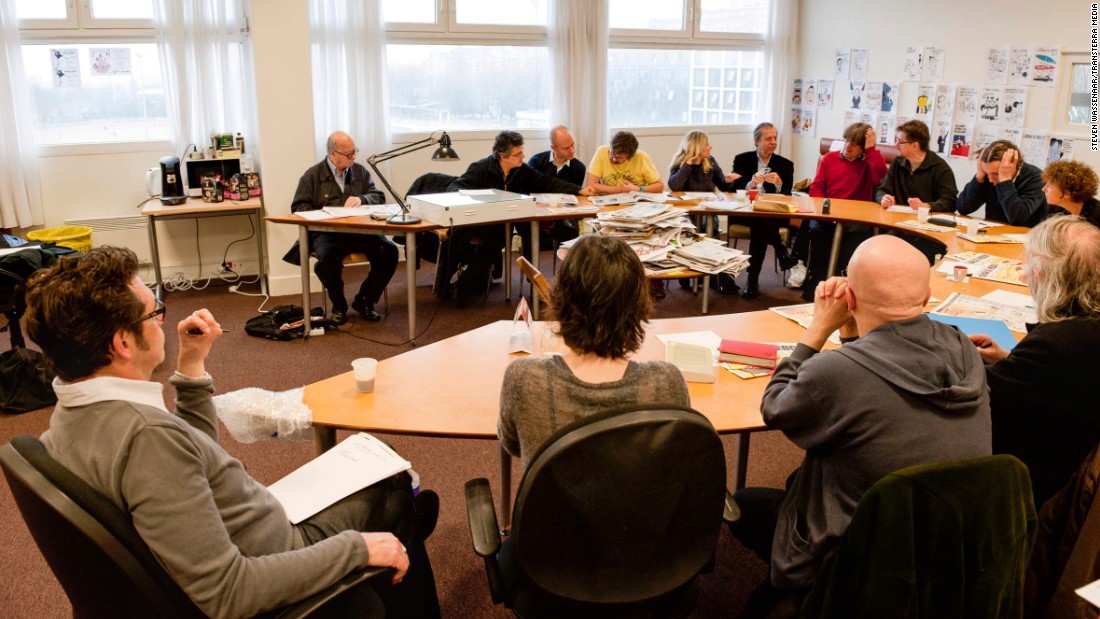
[729,235,992,606]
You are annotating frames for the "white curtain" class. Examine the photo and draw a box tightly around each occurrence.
[153,0,255,156]
[549,0,609,163]
[0,1,44,229]
[308,0,390,174]
[762,0,799,157]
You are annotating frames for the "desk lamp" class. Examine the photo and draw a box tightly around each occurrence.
[366,130,459,225]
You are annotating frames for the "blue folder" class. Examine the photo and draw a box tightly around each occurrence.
[925,314,1018,351]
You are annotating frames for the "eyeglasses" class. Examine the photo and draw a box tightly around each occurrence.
[134,300,166,325]
[896,140,913,146]
[333,148,359,159]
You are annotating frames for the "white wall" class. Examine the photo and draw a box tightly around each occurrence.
[792,0,1095,188]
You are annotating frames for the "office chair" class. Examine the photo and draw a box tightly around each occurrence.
[465,405,739,618]
[800,454,1037,619]
[516,256,552,307]
[0,435,385,619]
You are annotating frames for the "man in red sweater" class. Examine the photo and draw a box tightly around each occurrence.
[795,123,888,300]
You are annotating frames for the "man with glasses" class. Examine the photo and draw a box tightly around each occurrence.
[442,130,593,305]
[24,246,440,618]
[283,130,398,325]
[875,120,958,213]
[586,131,664,194]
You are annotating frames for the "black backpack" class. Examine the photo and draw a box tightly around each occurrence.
[244,305,325,341]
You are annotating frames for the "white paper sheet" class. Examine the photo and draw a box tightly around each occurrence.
[267,433,411,524]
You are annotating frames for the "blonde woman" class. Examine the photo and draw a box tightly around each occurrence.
[667,130,739,192]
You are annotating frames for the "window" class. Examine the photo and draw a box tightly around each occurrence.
[608,0,767,129]
[382,0,550,134]
[1052,51,1091,136]
[21,43,170,145]
[16,0,169,147]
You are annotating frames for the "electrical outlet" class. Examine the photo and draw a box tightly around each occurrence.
[225,261,234,270]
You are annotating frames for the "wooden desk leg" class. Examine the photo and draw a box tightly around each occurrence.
[826,222,844,277]
[500,444,513,535]
[147,215,164,301]
[254,212,270,297]
[530,221,540,320]
[732,432,751,490]
[299,227,313,336]
[315,426,336,454]
[503,226,512,301]
[702,216,713,314]
[406,232,417,344]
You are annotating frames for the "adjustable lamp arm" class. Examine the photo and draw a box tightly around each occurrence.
[365,131,458,225]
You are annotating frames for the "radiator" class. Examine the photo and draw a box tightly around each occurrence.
[62,216,151,264]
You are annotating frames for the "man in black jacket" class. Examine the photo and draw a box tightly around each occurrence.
[957,140,1048,227]
[442,131,592,304]
[283,131,397,324]
[521,125,587,257]
[730,122,798,299]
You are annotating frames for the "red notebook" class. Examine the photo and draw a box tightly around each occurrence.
[718,339,778,368]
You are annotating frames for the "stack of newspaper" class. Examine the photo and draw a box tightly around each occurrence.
[667,236,750,276]
[590,203,696,265]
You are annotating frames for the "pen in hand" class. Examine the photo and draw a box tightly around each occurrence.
[186,328,229,335]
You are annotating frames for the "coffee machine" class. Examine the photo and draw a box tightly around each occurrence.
[157,156,187,205]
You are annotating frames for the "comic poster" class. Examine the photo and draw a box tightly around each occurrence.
[803,79,817,110]
[1002,87,1027,127]
[978,87,1003,124]
[895,114,914,133]
[877,114,897,144]
[1001,126,1022,145]
[903,47,923,82]
[933,84,955,123]
[817,79,834,110]
[985,47,1008,84]
[1008,47,1031,85]
[1020,131,1049,164]
[881,82,899,113]
[790,108,802,135]
[1047,136,1074,164]
[863,81,883,112]
[922,46,946,82]
[851,48,870,81]
[849,81,865,110]
[802,108,817,137]
[843,109,858,128]
[859,111,876,126]
[50,48,81,87]
[835,48,851,80]
[933,118,953,155]
[973,126,1000,159]
[914,83,935,119]
[1031,46,1059,86]
[791,79,803,106]
[950,124,972,158]
[953,86,979,123]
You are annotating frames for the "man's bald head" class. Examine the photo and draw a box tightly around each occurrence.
[847,235,931,323]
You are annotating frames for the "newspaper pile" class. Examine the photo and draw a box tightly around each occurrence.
[666,236,750,276]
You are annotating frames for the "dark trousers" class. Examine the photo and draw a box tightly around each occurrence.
[513,220,578,263]
[297,471,441,618]
[746,219,789,280]
[310,232,398,311]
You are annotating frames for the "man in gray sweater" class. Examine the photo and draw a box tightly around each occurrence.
[729,235,992,613]
[24,246,439,618]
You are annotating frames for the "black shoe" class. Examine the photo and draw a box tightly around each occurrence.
[413,490,439,540]
[329,310,347,326]
[352,296,381,322]
[678,277,695,290]
[651,281,666,299]
[778,253,800,272]
[741,281,760,300]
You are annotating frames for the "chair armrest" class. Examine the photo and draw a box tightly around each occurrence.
[270,567,390,619]
[723,490,741,523]
[465,478,502,558]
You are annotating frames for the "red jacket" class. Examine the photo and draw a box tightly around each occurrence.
[809,148,887,201]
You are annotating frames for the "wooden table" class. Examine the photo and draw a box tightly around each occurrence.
[142,197,269,301]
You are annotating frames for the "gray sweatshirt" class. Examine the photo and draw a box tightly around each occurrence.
[761,315,992,589]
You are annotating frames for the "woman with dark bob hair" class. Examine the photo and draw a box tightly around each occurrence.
[497,235,690,469]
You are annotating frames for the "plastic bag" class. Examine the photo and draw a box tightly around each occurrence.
[213,387,314,443]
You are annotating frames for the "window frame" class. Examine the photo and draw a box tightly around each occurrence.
[17,0,155,31]
[384,0,548,36]
[1051,50,1091,137]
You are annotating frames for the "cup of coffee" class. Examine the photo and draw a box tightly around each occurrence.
[736,189,747,201]
[965,219,981,237]
[917,206,930,223]
[747,189,760,203]
[952,265,968,282]
[351,358,378,393]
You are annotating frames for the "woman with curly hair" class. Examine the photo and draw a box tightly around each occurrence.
[1042,159,1100,228]
[497,235,690,469]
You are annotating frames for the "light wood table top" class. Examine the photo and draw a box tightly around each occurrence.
[142,196,265,217]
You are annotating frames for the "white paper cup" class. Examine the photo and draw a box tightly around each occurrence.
[736,189,747,201]
[351,358,378,393]
[917,206,930,223]
[965,219,981,236]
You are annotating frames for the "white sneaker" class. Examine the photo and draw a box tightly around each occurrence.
[786,261,806,288]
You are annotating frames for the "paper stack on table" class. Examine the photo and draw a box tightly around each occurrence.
[667,237,750,276]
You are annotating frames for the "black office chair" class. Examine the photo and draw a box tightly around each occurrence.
[465,405,739,618]
[0,435,385,619]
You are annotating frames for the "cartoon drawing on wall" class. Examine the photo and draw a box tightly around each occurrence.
[863,81,883,112]
[915,91,931,116]
[1009,47,1031,84]
[835,48,851,80]
[985,47,1008,84]
[1002,86,1028,127]
[933,84,955,122]
[792,79,803,106]
[803,81,817,110]
[979,87,1002,123]
[849,81,864,110]
[877,115,896,144]
[1031,47,1059,86]
[1021,131,1049,164]
[903,47,922,82]
[49,48,80,87]
[881,82,898,113]
[851,48,869,81]
[790,108,803,135]
[922,46,945,82]
[802,108,816,137]
[817,80,834,110]
[934,119,952,155]
[953,86,979,123]
[950,124,972,158]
